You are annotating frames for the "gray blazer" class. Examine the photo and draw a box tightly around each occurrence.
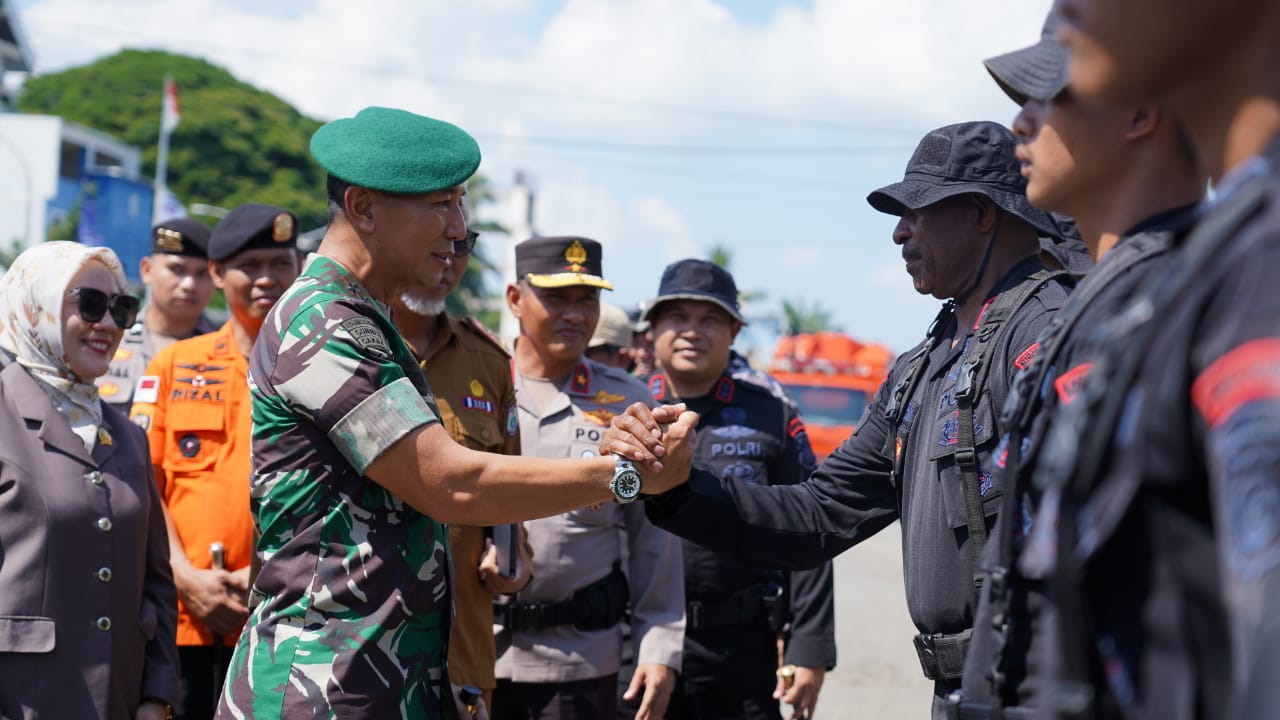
[0,362,179,719]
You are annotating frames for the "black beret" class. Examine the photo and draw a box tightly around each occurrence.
[208,203,299,261]
[515,236,612,290]
[310,107,481,194]
[151,218,211,258]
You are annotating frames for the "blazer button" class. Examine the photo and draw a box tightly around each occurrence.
[87,471,104,485]
[96,517,112,531]
[96,616,112,631]
[98,567,112,582]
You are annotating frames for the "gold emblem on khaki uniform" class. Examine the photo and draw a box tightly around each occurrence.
[469,379,484,397]
[564,240,588,271]
[154,227,185,253]
[272,213,294,242]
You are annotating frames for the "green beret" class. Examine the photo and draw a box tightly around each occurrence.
[310,107,481,194]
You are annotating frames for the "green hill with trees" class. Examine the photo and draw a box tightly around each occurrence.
[17,49,328,227]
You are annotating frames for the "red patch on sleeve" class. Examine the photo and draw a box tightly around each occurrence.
[1192,338,1280,427]
[1053,362,1093,405]
[1013,342,1041,370]
[787,417,807,439]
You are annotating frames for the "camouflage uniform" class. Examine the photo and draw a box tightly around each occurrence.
[216,255,455,719]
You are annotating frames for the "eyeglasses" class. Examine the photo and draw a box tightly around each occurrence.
[452,230,479,257]
[68,287,141,328]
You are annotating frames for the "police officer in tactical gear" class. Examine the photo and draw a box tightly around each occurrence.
[946,8,1206,718]
[644,259,836,720]
[609,121,1074,720]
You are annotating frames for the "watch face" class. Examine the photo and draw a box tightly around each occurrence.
[613,468,642,501]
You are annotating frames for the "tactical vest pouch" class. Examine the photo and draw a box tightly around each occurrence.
[913,628,972,681]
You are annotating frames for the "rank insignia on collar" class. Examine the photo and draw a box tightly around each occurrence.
[648,375,667,400]
[97,427,113,447]
[570,364,590,394]
[591,390,626,405]
[714,377,735,403]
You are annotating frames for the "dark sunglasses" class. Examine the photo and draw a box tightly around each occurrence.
[452,230,479,257]
[68,287,141,328]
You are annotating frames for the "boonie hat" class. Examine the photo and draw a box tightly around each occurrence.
[151,218,211,258]
[310,106,481,194]
[515,236,612,290]
[208,203,299,261]
[590,303,633,349]
[644,259,745,325]
[984,9,1068,106]
[867,121,1060,239]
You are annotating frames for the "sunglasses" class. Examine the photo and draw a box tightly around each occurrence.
[68,287,141,328]
[452,230,479,257]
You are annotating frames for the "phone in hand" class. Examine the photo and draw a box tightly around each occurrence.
[488,524,520,580]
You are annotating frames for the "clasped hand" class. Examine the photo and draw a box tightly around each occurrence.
[599,402,698,495]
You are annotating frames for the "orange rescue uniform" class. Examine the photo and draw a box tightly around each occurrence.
[130,322,253,647]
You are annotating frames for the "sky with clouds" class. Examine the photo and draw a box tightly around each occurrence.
[9,0,1054,355]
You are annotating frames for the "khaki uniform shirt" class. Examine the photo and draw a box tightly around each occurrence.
[496,356,685,683]
[415,313,522,692]
[98,310,216,409]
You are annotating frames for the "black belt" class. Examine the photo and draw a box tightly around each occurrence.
[686,595,766,631]
[495,564,629,632]
[913,629,971,681]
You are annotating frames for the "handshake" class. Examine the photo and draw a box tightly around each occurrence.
[600,402,700,497]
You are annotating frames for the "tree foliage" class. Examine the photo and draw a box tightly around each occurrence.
[782,298,837,334]
[17,49,328,227]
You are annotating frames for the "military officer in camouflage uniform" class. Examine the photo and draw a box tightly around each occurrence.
[644,259,836,720]
[495,236,684,720]
[99,218,216,408]
[215,107,698,720]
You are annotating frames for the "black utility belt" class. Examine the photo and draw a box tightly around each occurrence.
[686,581,786,632]
[495,564,629,633]
[913,628,971,681]
[943,694,1037,720]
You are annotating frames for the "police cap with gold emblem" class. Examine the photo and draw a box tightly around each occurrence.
[151,218,211,258]
[310,106,481,194]
[515,236,613,290]
[208,203,299,261]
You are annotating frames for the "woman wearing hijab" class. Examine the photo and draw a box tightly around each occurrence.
[0,242,179,720]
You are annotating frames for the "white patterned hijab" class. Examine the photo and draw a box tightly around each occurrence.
[0,241,130,452]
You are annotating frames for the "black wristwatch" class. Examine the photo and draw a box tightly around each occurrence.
[610,454,643,503]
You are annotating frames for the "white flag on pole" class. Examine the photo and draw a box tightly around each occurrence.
[161,76,180,133]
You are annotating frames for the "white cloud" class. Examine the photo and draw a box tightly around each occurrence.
[782,245,819,269]
[629,194,692,263]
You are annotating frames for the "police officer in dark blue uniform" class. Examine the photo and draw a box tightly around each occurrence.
[616,121,1074,720]
[945,9,1206,719]
[644,259,835,720]
[1023,0,1280,716]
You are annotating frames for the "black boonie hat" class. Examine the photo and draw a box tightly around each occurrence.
[867,121,1059,239]
[984,9,1068,106]
[644,259,745,325]
[515,236,612,290]
[1040,212,1094,277]
[208,203,299,261]
[151,218,211,258]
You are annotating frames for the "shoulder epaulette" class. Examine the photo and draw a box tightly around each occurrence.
[461,316,511,357]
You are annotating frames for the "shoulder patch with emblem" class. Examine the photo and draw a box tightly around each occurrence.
[341,317,392,360]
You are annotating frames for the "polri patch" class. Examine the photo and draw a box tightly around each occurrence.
[341,317,392,360]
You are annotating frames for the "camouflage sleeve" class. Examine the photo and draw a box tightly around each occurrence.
[272,299,439,475]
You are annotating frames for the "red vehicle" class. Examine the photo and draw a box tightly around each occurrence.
[770,332,893,462]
